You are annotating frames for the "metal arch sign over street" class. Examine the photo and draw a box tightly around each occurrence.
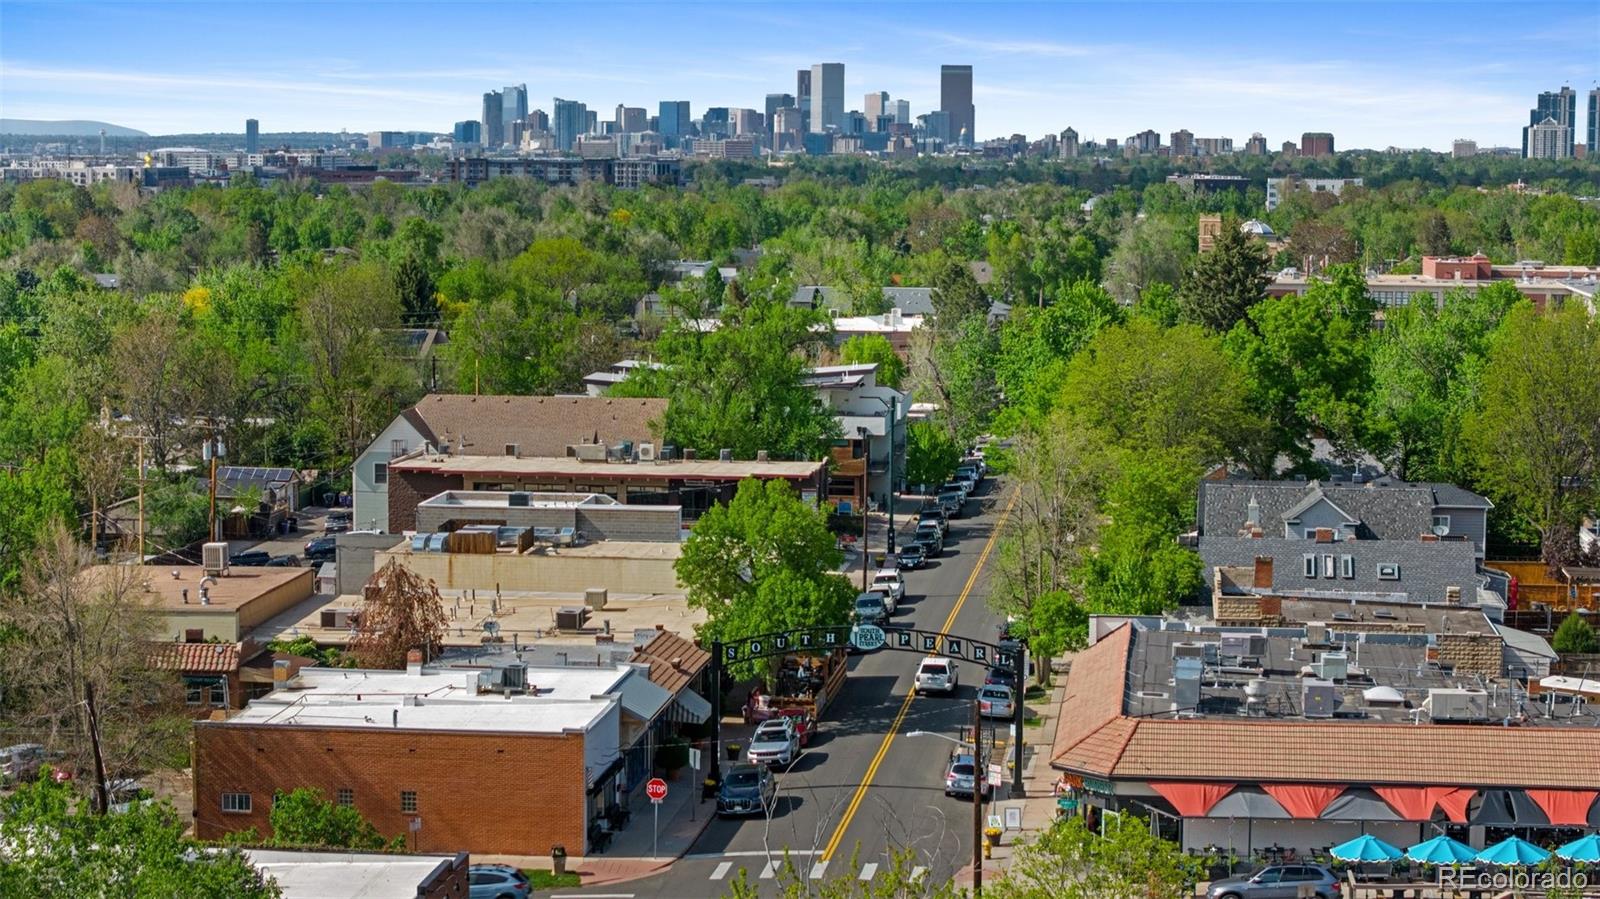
[720,625,1018,671]
[850,624,887,651]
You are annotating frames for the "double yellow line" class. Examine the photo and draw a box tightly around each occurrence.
[819,489,1017,862]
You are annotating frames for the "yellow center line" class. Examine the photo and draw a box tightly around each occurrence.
[819,488,1018,862]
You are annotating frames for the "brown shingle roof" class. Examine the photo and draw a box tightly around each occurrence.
[1052,623,1600,790]
[630,630,709,694]
[148,642,244,673]
[406,395,666,459]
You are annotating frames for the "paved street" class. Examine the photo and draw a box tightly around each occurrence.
[545,478,1017,898]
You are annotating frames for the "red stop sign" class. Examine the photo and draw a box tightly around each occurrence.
[646,777,668,801]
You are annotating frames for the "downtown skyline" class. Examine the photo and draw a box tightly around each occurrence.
[3,1,1598,150]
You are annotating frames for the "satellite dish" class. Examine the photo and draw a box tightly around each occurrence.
[1432,524,1450,537]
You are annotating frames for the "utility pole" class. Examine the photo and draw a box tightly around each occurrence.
[887,395,897,553]
[134,437,147,562]
[859,426,870,590]
[207,432,219,543]
[972,695,983,897]
[84,680,110,815]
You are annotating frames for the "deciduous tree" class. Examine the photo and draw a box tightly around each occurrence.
[349,559,448,669]
[837,333,907,389]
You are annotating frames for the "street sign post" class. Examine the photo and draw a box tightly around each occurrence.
[647,777,668,858]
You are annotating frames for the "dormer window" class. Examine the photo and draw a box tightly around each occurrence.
[1377,563,1401,581]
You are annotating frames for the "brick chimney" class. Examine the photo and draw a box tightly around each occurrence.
[1253,556,1274,589]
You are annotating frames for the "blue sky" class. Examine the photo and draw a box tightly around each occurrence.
[3,1,1596,149]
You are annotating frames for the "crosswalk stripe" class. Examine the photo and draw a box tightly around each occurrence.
[912,866,927,881]
[808,860,829,879]
[858,863,878,881]
[759,861,778,880]
[709,862,732,881]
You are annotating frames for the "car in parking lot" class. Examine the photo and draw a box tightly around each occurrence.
[303,535,337,562]
[937,490,964,518]
[978,684,1015,719]
[915,657,958,694]
[914,524,944,557]
[853,592,888,627]
[228,550,272,567]
[746,717,800,767]
[918,508,949,536]
[469,863,531,899]
[944,752,991,801]
[896,543,927,569]
[870,570,905,606]
[717,764,777,817]
[1205,864,1338,899]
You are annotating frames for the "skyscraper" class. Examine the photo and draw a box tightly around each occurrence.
[1244,133,1268,155]
[482,91,504,148]
[1523,86,1575,158]
[796,69,812,133]
[503,84,528,146]
[1527,117,1569,159]
[453,120,482,145]
[658,100,691,145]
[615,105,647,133]
[765,93,794,135]
[940,65,974,146]
[864,91,888,130]
[890,99,910,125]
[1589,88,1599,156]
[1170,129,1193,157]
[244,118,259,154]
[553,98,587,152]
[1301,132,1335,156]
[809,63,844,133]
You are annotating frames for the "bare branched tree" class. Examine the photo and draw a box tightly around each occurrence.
[348,559,447,669]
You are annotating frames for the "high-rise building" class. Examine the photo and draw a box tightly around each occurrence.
[585,109,598,135]
[796,69,812,132]
[864,91,889,130]
[890,99,911,125]
[772,106,803,147]
[1059,127,1079,158]
[1196,136,1233,156]
[503,84,528,146]
[552,98,588,152]
[731,108,762,137]
[702,107,730,139]
[1301,132,1335,156]
[809,63,844,133]
[918,110,951,147]
[482,91,504,148]
[1170,129,1193,157]
[615,105,647,133]
[528,109,549,133]
[1244,133,1268,155]
[1281,140,1299,157]
[1588,88,1599,157]
[1522,86,1575,158]
[1527,117,1569,159]
[1134,129,1161,153]
[245,118,259,154]
[658,101,690,145]
[453,121,482,145]
[940,65,974,146]
[1452,139,1477,158]
[764,93,794,135]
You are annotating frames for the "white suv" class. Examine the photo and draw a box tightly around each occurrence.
[870,570,905,607]
[915,658,959,695]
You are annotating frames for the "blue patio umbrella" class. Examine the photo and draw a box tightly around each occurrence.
[1331,834,1403,863]
[1407,835,1479,865]
[1476,836,1551,866]
[1554,833,1600,863]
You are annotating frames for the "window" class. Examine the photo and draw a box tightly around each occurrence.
[185,684,204,706]
[1432,514,1451,533]
[1322,554,1335,578]
[221,792,252,813]
[1304,528,1318,539]
[373,462,387,485]
[504,443,520,456]
[390,438,407,456]
[1339,555,1354,579]
[1377,563,1401,581]
[336,788,354,807]
[400,790,417,813]
[1302,554,1317,577]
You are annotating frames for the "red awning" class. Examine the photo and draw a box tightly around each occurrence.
[1149,782,1236,817]
[1527,790,1599,826]
[1437,788,1476,824]
[1375,786,1451,821]
[1262,784,1347,819]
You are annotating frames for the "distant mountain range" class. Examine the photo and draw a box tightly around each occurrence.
[0,119,150,137]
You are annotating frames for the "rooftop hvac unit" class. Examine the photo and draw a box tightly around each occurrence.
[637,442,656,462]
[1314,651,1349,682]
[572,443,608,462]
[660,444,676,461]
[500,662,527,693]
[719,448,733,462]
[1173,656,1203,713]
[508,491,531,507]
[555,606,591,631]
[1426,688,1489,722]
[1302,678,1340,718]
[585,587,608,611]
[1305,622,1330,646]
[201,542,230,576]
[1220,633,1266,660]
[1172,641,1208,661]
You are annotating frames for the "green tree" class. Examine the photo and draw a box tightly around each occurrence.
[993,280,1122,432]
[264,787,400,850]
[1074,452,1205,625]
[909,315,1000,445]
[676,479,853,681]
[837,332,907,389]
[1552,613,1599,655]
[904,419,962,492]
[0,776,280,898]
[1102,215,1192,305]
[1467,305,1600,565]
[992,814,1199,899]
[930,258,990,328]
[1176,216,1272,332]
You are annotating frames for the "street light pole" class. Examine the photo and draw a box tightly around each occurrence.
[858,426,870,590]
[972,695,983,897]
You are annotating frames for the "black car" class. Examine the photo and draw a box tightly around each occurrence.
[896,543,927,569]
[228,550,272,567]
[265,554,302,567]
[914,525,943,558]
[304,535,337,562]
[717,764,777,817]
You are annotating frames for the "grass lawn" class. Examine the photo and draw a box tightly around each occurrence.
[525,869,581,889]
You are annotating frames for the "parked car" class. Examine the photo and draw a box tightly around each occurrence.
[1205,865,1338,899]
[918,507,949,536]
[985,666,1019,689]
[937,491,964,518]
[228,550,271,567]
[915,657,959,695]
[469,863,531,899]
[265,554,301,567]
[978,684,1015,719]
[0,743,47,784]
[776,708,815,747]
[746,717,800,767]
[864,586,897,616]
[870,570,906,606]
[914,524,944,557]
[941,480,969,501]
[303,535,337,562]
[717,764,777,817]
[853,593,888,627]
[944,752,991,801]
[957,462,983,485]
[324,510,352,534]
[896,543,927,569]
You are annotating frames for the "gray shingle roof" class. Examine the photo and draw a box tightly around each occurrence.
[1199,480,1488,541]
[789,285,936,316]
[1199,536,1482,604]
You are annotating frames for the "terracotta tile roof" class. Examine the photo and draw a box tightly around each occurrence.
[148,642,244,673]
[629,630,709,694]
[1052,624,1600,790]
[406,394,667,459]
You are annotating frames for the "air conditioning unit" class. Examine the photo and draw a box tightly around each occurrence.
[1173,656,1203,713]
[572,443,607,462]
[201,542,229,576]
[637,443,656,462]
[1302,679,1339,718]
[1426,688,1488,722]
[1314,651,1349,682]
[719,448,733,462]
